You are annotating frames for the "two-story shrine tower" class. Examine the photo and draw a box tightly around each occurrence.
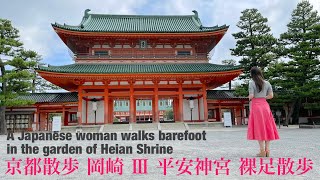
[37,9,243,125]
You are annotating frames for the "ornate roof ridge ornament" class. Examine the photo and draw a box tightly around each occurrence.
[192,10,198,18]
[192,10,203,29]
[84,9,91,18]
[81,9,91,29]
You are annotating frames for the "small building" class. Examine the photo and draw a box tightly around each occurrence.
[6,10,247,131]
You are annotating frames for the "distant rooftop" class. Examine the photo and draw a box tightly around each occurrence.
[52,9,228,33]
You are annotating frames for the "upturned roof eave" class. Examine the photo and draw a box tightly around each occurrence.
[36,69,244,76]
[35,64,243,75]
[51,23,229,35]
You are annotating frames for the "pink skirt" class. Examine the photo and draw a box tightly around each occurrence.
[247,98,279,141]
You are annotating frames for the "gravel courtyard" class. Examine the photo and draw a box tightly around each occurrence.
[0,127,319,180]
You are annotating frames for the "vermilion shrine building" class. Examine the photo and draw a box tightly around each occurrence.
[6,10,249,131]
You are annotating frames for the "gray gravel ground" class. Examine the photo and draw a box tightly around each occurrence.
[0,126,319,180]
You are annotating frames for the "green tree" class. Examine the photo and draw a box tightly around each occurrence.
[269,1,320,124]
[222,59,236,90]
[265,61,296,125]
[20,50,61,93]
[231,8,277,80]
[0,19,35,134]
[231,8,278,96]
[164,109,174,121]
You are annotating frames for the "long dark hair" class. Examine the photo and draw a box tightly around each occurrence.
[250,66,264,92]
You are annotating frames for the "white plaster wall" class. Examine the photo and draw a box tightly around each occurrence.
[183,99,200,120]
[120,81,129,85]
[82,100,86,123]
[82,96,104,124]
[135,81,143,85]
[95,82,104,85]
[83,82,93,85]
[199,97,204,120]
[169,81,177,84]
[87,100,104,123]
[110,81,118,85]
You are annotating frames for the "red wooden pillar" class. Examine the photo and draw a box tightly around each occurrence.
[78,85,83,125]
[62,105,65,125]
[64,111,69,126]
[173,98,178,122]
[85,99,88,124]
[129,82,134,123]
[154,81,159,122]
[241,101,245,125]
[202,83,208,122]
[218,103,222,121]
[178,81,184,121]
[104,84,109,124]
[108,98,113,124]
[133,98,136,123]
[198,96,201,121]
[62,105,68,126]
[152,98,155,121]
[35,105,39,131]
[216,108,220,121]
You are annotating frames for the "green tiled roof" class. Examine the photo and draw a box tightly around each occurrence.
[18,93,78,103]
[207,90,247,100]
[52,9,228,33]
[37,63,242,74]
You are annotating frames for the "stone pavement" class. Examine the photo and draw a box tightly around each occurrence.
[0,126,319,180]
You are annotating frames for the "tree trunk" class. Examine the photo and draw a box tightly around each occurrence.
[32,71,37,93]
[284,102,295,126]
[0,62,7,135]
[292,98,302,124]
[0,106,7,135]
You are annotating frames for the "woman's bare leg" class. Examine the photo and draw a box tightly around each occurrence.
[258,141,265,151]
[265,141,270,151]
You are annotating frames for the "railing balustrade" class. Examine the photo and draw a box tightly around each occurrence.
[75,53,208,60]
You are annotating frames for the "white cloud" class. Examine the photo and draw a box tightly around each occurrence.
[0,0,147,63]
[309,0,320,13]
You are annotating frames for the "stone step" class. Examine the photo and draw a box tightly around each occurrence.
[61,125,101,133]
[299,124,320,129]
[61,126,78,133]
[131,123,158,131]
[187,122,224,129]
[103,124,130,132]
[60,122,227,133]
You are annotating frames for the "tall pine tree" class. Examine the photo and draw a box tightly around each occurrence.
[231,8,277,79]
[0,19,35,134]
[269,1,320,124]
[231,9,277,96]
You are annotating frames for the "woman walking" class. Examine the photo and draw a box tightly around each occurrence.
[247,66,279,157]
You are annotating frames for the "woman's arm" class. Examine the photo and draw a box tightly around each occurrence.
[266,92,273,99]
[248,81,254,100]
[248,94,254,100]
[266,82,273,99]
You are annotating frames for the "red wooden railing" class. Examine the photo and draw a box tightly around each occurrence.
[75,53,208,60]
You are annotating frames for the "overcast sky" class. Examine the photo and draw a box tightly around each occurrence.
[0,0,319,66]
